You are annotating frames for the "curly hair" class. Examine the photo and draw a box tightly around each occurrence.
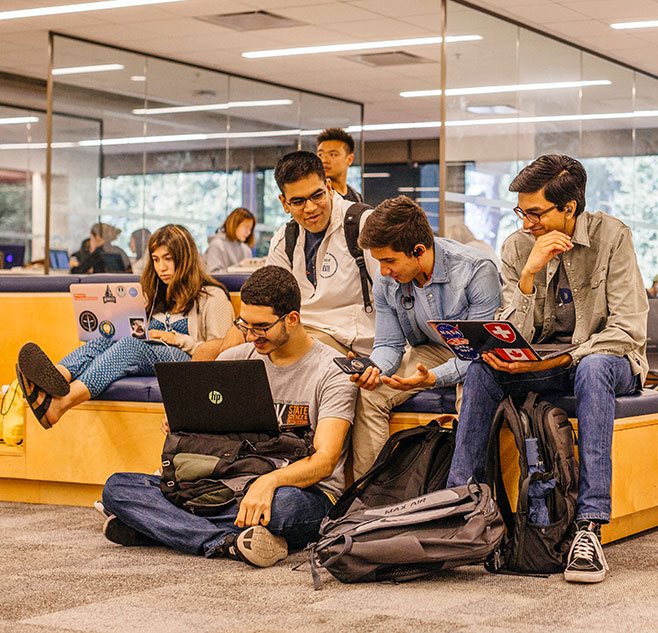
[240,265,300,317]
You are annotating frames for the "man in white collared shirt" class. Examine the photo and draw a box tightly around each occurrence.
[267,151,377,356]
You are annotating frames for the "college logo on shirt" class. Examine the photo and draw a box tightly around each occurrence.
[320,253,338,278]
[275,402,310,429]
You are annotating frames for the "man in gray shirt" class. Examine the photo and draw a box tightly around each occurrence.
[101,266,357,568]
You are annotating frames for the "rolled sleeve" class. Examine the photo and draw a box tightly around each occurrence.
[369,276,407,376]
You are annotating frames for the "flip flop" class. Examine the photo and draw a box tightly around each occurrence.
[17,342,70,397]
[15,364,53,430]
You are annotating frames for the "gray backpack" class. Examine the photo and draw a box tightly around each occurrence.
[307,422,505,588]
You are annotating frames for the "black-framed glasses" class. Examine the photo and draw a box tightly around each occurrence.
[234,313,288,337]
[513,203,558,224]
[285,188,327,211]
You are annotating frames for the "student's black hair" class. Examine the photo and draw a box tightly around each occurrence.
[358,195,434,255]
[509,154,587,216]
[240,265,301,317]
[317,127,355,154]
[274,151,326,193]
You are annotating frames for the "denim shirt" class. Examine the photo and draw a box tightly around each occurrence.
[498,211,649,382]
[370,237,502,386]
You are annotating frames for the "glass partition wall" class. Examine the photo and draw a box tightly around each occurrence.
[46,33,363,267]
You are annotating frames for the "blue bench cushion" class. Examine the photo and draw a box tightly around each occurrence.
[96,376,161,402]
[393,386,658,419]
[0,275,83,292]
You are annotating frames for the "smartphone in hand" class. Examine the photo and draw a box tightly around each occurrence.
[333,356,380,375]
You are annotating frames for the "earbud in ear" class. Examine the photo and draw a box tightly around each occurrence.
[412,246,423,258]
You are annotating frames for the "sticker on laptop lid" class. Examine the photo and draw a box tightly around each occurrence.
[484,322,517,342]
[494,347,539,362]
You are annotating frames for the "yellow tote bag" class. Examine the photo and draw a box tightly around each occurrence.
[1,380,24,447]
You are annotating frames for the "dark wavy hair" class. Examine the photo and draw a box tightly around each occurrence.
[274,151,325,193]
[359,195,434,255]
[142,224,225,315]
[317,127,355,154]
[240,265,300,317]
[509,154,587,216]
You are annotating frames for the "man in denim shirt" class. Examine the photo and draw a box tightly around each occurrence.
[447,155,648,584]
[349,196,501,478]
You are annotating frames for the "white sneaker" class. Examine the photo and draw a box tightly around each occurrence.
[235,526,288,568]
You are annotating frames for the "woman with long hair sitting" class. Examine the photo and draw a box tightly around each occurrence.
[16,224,235,429]
[205,207,256,273]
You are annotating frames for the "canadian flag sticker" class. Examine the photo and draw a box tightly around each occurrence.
[484,322,516,342]
[494,348,539,362]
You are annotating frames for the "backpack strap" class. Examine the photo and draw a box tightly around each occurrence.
[344,202,374,314]
[283,219,300,268]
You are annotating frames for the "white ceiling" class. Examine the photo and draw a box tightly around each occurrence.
[1,0,658,141]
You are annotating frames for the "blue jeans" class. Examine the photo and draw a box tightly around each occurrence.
[102,472,333,557]
[446,354,639,522]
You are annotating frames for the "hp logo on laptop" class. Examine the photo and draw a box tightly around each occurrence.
[208,390,223,405]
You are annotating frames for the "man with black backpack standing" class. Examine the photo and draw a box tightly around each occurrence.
[267,150,377,356]
[447,154,649,583]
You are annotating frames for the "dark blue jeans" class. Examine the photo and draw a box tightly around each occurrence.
[102,472,333,556]
[446,354,639,522]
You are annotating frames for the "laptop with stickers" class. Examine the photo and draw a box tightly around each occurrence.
[70,282,160,343]
[427,320,577,362]
[155,360,280,434]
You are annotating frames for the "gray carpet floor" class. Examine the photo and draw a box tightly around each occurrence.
[1,500,658,633]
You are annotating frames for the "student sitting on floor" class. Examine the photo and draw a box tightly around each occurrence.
[15,224,234,429]
[100,265,357,567]
[446,154,648,584]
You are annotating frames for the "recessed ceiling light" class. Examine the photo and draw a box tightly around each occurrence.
[53,63,125,76]
[467,105,518,115]
[0,0,185,21]
[611,19,658,29]
[132,99,294,115]
[401,79,611,98]
[0,116,39,125]
[242,35,482,58]
[130,75,147,82]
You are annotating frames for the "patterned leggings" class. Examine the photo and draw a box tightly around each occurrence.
[59,336,190,399]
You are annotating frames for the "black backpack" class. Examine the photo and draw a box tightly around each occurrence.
[485,393,579,574]
[284,202,373,313]
[160,430,314,516]
[307,419,505,588]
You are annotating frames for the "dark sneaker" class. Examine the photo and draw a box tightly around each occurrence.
[102,515,156,547]
[564,520,608,583]
[234,526,288,568]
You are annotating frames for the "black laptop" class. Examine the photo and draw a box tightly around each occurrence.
[155,359,280,434]
[428,320,577,362]
[0,244,25,269]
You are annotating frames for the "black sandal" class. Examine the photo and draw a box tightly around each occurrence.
[15,364,53,430]
[17,342,70,397]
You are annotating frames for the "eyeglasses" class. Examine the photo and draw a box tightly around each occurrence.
[513,204,558,224]
[233,313,288,337]
[285,188,327,212]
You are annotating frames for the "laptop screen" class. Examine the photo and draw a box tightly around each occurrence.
[0,244,25,269]
[50,249,69,269]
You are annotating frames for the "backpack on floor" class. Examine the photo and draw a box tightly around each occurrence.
[307,419,505,588]
[485,393,579,575]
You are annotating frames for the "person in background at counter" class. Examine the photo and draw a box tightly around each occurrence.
[317,128,363,203]
[129,228,152,276]
[70,223,132,274]
[205,208,256,274]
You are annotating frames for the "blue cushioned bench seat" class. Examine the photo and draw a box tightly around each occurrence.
[391,385,658,418]
[0,275,84,292]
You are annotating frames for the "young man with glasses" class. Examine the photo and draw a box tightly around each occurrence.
[266,150,377,356]
[349,195,501,478]
[101,266,357,567]
[446,154,648,584]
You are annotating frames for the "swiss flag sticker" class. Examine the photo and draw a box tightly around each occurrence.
[484,322,516,342]
[494,348,539,362]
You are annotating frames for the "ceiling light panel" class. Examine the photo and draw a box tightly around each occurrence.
[0,117,39,125]
[401,79,611,98]
[611,20,658,30]
[52,64,125,76]
[132,99,294,115]
[242,35,482,58]
[0,0,186,21]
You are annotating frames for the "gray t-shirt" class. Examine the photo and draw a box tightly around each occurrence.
[217,339,357,498]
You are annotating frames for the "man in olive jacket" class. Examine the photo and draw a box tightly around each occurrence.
[447,154,648,585]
